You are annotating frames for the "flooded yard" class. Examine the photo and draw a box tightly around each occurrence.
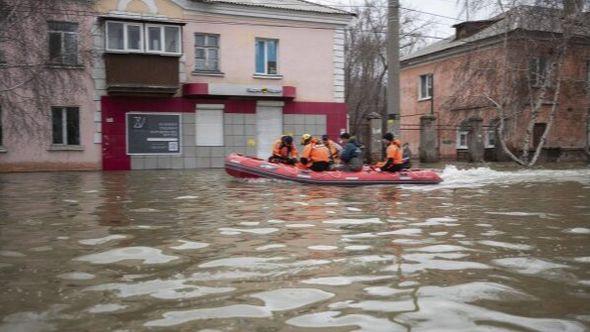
[1,166,590,331]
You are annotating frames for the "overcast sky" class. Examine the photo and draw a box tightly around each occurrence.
[318,0,498,39]
[400,0,465,37]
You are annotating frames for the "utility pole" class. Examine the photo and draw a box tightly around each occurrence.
[385,0,400,138]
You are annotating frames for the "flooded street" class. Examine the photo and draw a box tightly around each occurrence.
[1,166,590,331]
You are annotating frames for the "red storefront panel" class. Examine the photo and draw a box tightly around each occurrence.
[102,96,347,170]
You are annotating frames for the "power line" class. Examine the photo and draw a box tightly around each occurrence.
[400,7,461,21]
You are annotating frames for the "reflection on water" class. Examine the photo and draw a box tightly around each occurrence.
[1,167,590,331]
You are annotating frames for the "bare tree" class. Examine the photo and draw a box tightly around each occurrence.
[447,0,589,166]
[345,0,432,138]
[587,66,590,158]
[455,0,499,21]
[0,0,95,142]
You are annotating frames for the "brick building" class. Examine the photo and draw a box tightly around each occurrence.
[400,5,590,162]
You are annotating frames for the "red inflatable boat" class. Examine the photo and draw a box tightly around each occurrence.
[225,153,442,185]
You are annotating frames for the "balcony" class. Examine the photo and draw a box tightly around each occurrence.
[104,53,179,96]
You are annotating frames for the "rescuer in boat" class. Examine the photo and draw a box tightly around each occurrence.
[300,134,331,172]
[338,132,363,172]
[268,135,298,165]
[321,134,342,165]
[402,142,412,169]
[376,133,407,172]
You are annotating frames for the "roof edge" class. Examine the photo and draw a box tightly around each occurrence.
[294,0,356,16]
[400,35,504,68]
[174,0,354,25]
[451,19,499,28]
[196,0,355,16]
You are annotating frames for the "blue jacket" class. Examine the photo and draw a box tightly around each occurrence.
[340,138,362,162]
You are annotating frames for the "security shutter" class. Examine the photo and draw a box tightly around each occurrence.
[256,106,283,159]
[196,107,224,146]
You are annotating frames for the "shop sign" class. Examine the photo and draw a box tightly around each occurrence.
[126,113,181,155]
[246,87,282,94]
[208,83,284,97]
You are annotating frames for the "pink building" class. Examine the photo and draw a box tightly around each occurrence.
[0,2,102,172]
[0,0,353,172]
[99,0,353,170]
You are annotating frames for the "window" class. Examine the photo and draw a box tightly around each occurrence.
[0,49,5,65]
[106,21,143,52]
[164,26,180,53]
[485,130,496,148]
[105,22,181,55]
[52,107,80,145]
[147,26,161,51]
[0,107,3,147]
[456,130,469,149]
[48,21,78,65]
[419,74,433,100]
[255,38,278,75]
[529,57,550,87]
[146,24,181,54]
[195,34,220,72]
[533,123,546,148]
[196,108,223,146]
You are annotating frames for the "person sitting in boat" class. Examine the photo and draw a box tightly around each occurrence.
[268,135,298,165]
[300,134,331,172]
[402,142,412,169]
[376,133,405,172]
[321,134,342,165]
[338,133,363,172]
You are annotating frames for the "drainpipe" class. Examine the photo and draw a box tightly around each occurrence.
[430,74,434,115]
[586,107,590,158]
[431,74,440,161]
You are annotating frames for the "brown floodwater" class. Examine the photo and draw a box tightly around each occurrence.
[0,166,589,331]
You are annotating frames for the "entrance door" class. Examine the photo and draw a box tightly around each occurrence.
[256,104,283,159]
[533,123,547,148]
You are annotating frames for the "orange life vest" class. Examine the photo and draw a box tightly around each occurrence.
[272,139,298,158]
[386,140,404,165]
[375,140,403,168]
[301,140,330,165]
[325,139,340,161]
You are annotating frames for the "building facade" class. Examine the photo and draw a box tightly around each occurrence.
[0,0,352,172]
[0,1,102,172]
[400,6,590,162]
